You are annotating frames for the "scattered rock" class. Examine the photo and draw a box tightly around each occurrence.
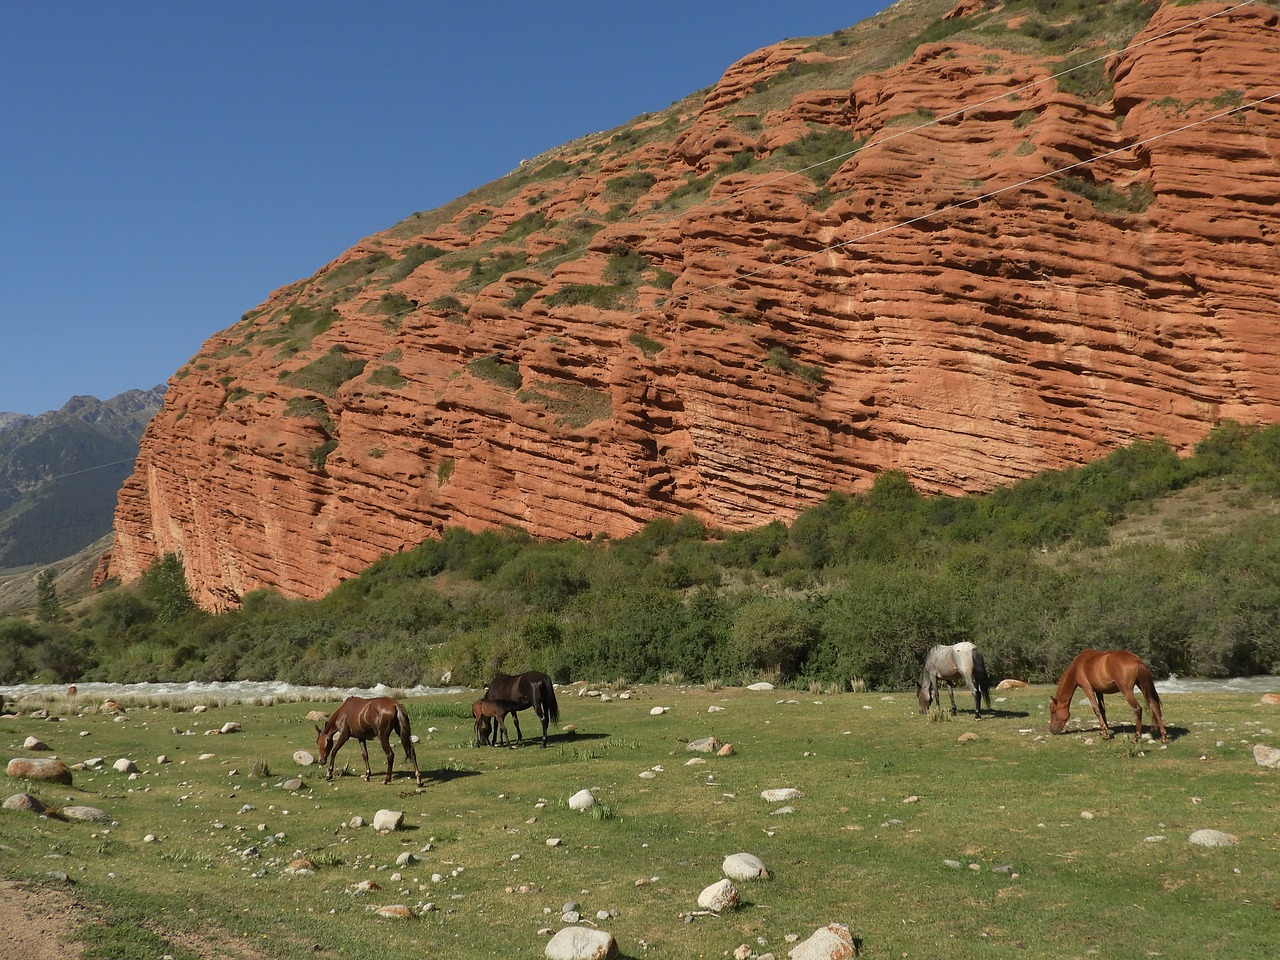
[957,732,979,743]
[708,705,726,713]
[788,922,858,960]
[1252,743,1280,768]
[717,743,735,757]
[101,700,124,714]
[282,778,304,792]
[22,736,50,751]
[996,679,1029,689]
[191,704,208,714]
[546,837,562,847]
[286,858,317,874]
[348,816,365,829]
[760,788,804,803]
[1260,693,1280,706]
[350,880,380,893]
[723,852,769,881]
[375,904,414,920]
[112,758,139,774]
[220,721,242,734]
[293,750,316,766]
[373,809,405,832]
[2,793,45,814]
[395,852,418,867]
[6,757,72,784]
[568,789,596,811]
[687,737,723,753]
[544,926,618,960]
[649,707,668,716]
[306,710,328,722]
[61,805,111,823]
[697,878,740,912]
[1189,829,1238,847]
[746,682,775,691]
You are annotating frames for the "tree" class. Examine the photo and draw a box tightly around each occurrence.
[35,568,64,623]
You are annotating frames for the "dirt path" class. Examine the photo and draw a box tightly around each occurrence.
[0,879,85,960]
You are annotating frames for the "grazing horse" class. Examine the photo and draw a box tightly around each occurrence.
[483,671,560,747]
[1049,649,1167,743]
[918,641,992,719]
[472,697,522,747]
[315,696,423,786]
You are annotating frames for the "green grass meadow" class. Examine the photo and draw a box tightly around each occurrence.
[2,685,1278,959]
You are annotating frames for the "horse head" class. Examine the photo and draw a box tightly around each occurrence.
[1047,696,1069,734]
[315,724,334,761]
[917,682,932,714]
[474,714,492,747]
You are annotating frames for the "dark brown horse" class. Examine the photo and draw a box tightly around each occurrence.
[472,697,522,747]
[315,696,423,786]
[483,671,560,747]
[1049,649,1167,743]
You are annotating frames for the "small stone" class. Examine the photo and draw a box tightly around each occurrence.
[1080,811,1095,820]
[22,736,49,751]
[649,706,668,716]
[568,789,595,811]
[373,809,405,832]
[282,778,304,792]
[717,743,735,756]
[957,732,979,743]
[219,722,242,734]
[746,682,775,691]
[375,905,413,919]
[293,750,316,766]
[61,805,111,823]
[546,837,562,847]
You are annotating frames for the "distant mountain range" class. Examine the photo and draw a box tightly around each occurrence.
[0,386,165,570]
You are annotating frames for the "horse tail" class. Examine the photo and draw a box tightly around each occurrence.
[1136,664,1163,710]
[973,650,992,710]
[540,675,560,725]
[394,702,415,754]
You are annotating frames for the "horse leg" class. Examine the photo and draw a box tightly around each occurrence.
[377,730,396,784]
[538,703,549,748]
[947,682,957,716]
[1121,687,1143,742]
[1083,689,1111,738]
[970,679,983,719]
[400,730,423,786]
[357,737,374,781]
[326,730,351,781]
[509,709,524,745]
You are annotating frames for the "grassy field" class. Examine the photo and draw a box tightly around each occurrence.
[2,683,1278,959]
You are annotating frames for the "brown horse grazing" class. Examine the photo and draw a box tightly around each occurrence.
[472,697,522,747]
[1049,650,1168,743]
[315,696,423,786]
[483,671,560,747]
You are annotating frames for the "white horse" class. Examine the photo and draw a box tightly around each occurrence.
[918,642,992,719]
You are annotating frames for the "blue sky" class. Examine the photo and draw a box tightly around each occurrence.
[1,2,891,416]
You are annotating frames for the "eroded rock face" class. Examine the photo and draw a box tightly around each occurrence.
[100,2,1280,609]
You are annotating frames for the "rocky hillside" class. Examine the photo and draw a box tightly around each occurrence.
[102,0,1280,610]
[0,387,164,570]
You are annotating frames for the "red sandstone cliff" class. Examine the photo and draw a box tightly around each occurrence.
[102,0,1280,609]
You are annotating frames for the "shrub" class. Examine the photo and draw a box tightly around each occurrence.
[280,346,367,397]
[544,284,625,310]
[468,357,522,391]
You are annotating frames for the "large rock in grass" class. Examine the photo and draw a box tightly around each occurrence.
[61,805,112,823]
[723,852,769,881]
[1189,829,1238,847]
[6,757,72,785]
[373,809,404,832]
[697,878,740,912]
[3,793,46,814]
[788,923,859,960]
[545,926,618,959]
[1253,743,1280,768]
